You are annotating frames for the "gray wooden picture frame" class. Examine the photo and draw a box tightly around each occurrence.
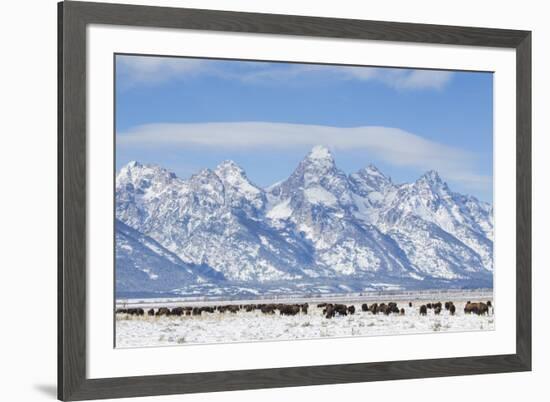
[58,1,532,400]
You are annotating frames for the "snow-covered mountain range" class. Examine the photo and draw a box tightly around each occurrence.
[115,145,493,297]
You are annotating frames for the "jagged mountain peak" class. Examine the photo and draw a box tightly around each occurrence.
[119,160,176,179]
[349,164,394,199]
[215,159,245,175]
[419,169,444,185]
[270,146,352,207]
[214,160,263,201]
[354,164,392,183]
[126,160,141,169]
[116,160,178,192]
[307,145,333,161]
[299,145,337,173]
[364,163,385,175]
[410,169,451,197]
[190,167,220,183]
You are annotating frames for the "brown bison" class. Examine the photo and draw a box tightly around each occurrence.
[147,308,155,316]
[464,302,489,315]
[171,307,184,316]
[279,304,300,316]
[369,303,379,315]
[361,303,369,312]
[261,305,275,314]
[156,307,171,316]
[434,306,442,315]
[334,304,348,316]
[419,305,427,316]
[324,304,336,319]
[347,305,356,315]
[400,308,405,315]
[218,305,240,314]
[449,304,456,315]
[388,302,399,314]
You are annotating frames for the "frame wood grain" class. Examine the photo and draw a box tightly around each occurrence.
[58,1,531,400]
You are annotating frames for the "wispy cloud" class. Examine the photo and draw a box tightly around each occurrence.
[116,55,454,91]
[117,56,207,86]
[118,121,489,191]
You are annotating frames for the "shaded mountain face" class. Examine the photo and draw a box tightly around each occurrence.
[115,219,224,294]
[115,145,493,296]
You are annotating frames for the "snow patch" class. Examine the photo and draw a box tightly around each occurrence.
[266,198,293,220]
[308,145,332,160]
[304,186,337,206]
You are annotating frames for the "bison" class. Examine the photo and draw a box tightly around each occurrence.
[156,307,171,316]
[464,302,489,315]
[334,304,348,316]
[369,303,379,315]
[347,305,356,315]
[325,304,336,319]
[388,302,399,314]
[361,303,369,312]
[218,305,239,314]
[279,304,300,316]
[419,305,427,316]
[449,304,456,315]
[434,306,442,315]
[261,305,275,314]
[171,307,184,316]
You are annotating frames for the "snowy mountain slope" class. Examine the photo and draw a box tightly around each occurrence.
[115,219,223,293]
[266,146,419,279]
[367,171,494,274]
[116,160,316,282]
[116,145,494,295]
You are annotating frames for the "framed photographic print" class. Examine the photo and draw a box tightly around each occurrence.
[58,1,531,400]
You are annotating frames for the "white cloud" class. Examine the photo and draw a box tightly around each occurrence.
[116,55,454,90]
[118,121,489,190]
[387,69,454,90]
[117,55,206,86]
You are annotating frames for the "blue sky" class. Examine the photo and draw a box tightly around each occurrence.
[115,55,493,202]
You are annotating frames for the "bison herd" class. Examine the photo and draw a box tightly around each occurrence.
[116,300,493,319]
[116,303,310,317]
[418,300,492,316]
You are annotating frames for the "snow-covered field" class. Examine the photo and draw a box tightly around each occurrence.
[115,295,494,348]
